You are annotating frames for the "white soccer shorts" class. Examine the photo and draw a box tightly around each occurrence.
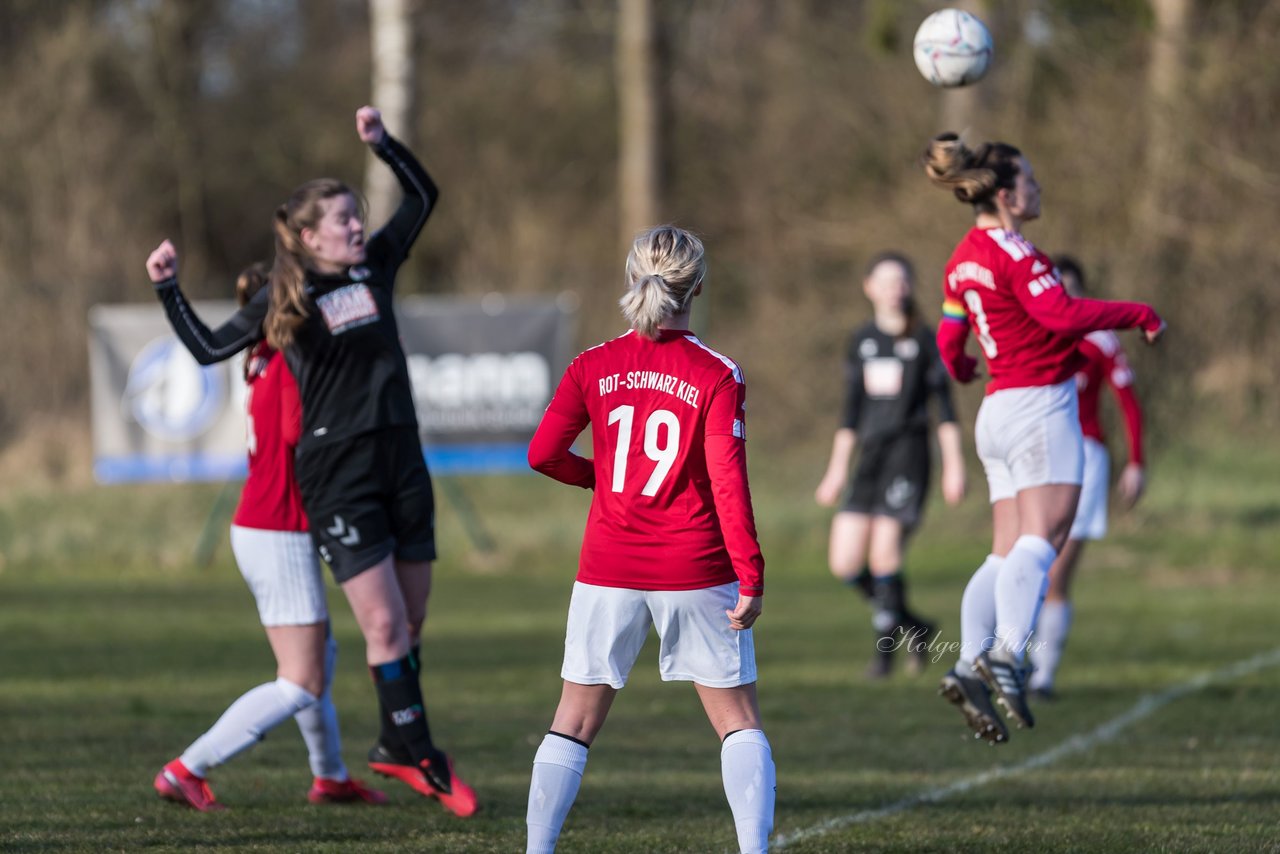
[976,379,1085,503]
[560,581,757,689]
[1068,437,1111,541]
[230,525,329,627]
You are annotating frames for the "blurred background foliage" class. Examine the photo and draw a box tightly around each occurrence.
[1,0,1275,484]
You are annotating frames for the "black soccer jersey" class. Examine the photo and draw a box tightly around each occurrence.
[840,321,957,445]
[154,135,438,451]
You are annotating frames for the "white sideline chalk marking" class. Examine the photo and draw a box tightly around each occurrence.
[772,646,1280,850]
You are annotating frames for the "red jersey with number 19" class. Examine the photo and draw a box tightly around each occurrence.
[528,329,764,595]
[937,227,1162,394]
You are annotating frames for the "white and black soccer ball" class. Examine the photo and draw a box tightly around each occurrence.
[913,8,994,88]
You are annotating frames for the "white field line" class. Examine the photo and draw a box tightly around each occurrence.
[772,645,1280,850]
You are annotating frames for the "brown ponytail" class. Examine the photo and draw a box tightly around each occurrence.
[265,178,354,350]
[922,132,1021,213]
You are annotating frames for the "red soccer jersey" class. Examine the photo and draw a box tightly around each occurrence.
[1076,330,1144,465]
[232,345,309,532]
[936,227,1162,394]
[528,329,765,596]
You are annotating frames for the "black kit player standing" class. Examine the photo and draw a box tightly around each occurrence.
[144,107,476,816]
[816,252,967,679]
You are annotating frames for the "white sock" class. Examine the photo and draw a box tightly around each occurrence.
[295,631,347,780]
[527,733,589,854]
[180,678,318,777]
[958,554,1003,673]
[721,729,775,854]
[1028,600,1073,691]
[994,535,1057,663]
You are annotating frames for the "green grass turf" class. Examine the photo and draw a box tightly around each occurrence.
[2,441,1279,852]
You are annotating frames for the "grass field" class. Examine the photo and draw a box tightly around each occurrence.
[3,440,1279,852]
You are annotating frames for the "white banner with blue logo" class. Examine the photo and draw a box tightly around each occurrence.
[88,295,576,483]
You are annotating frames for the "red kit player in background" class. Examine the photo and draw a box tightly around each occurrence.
[922,133,1164,743]
[522,226,775,854]
[154,265,384,811]
[1027,256,1148,699]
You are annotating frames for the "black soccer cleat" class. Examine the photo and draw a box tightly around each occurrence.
[939,668,1009,745]
[973,650,1036,730]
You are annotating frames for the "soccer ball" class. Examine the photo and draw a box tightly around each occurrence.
[913,9,993,88]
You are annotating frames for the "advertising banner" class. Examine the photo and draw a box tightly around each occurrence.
[88,295,576,482]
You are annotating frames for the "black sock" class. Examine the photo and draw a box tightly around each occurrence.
[871,573,907,652]
[370,649,439,768]
[845,565,875,601]
[375,644,420,756]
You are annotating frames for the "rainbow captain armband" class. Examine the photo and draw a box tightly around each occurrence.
[941,297,968,324]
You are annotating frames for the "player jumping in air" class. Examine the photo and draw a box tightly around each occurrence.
[523,226,775,854]
[922,133,1164,743]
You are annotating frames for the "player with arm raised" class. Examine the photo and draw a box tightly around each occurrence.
[815,251,966,679]
[523,226,774,854]
[1027,256,1148,699]
[145,107,476,816]
[922,133,1164,743]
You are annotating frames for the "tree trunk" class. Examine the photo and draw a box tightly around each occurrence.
[616,0,663,251]
[1134,0,1192,250]
[365,0,416,228]
[146,2,215,287]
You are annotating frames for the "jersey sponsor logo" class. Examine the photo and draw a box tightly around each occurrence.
[316,283,380,334]
[598,370,701,409]
[124,337,227,442]
[948,261,995,291]
[863,358,904,398]
[326,515,361,547]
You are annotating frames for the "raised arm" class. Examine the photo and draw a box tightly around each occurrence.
[1015,272,1164,342]
[358,106,440,270]
[146,240,265,364]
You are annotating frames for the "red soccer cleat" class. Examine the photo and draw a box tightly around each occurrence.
[154,759,226,812]
[367,744,479,817]
[307,776,389,805]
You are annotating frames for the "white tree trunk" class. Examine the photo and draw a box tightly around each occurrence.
[616,0,662,251]
[365,0,415,228]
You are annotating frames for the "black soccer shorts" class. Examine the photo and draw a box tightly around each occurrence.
[295,425,437,583]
